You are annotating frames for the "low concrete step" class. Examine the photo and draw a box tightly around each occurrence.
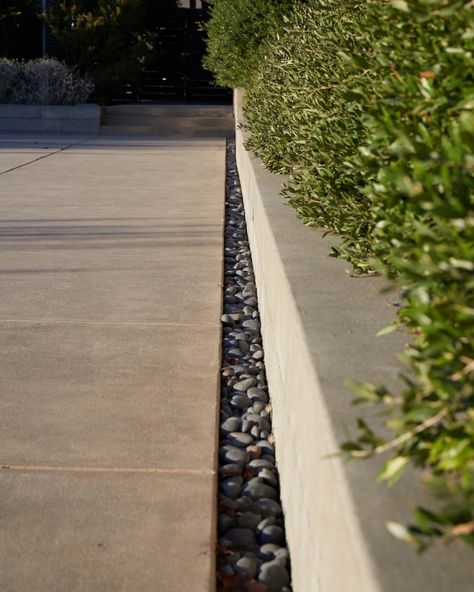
[104,104,233,120]
[102,115,233,128]
[100,125,233,137]
[101,104,234,137]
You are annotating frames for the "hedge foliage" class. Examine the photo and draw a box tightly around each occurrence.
[203,0,300,88]
[206,0,474,549]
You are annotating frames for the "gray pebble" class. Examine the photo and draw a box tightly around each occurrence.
[260,525,285,546]
[234,332,248,341]
[221,416,241,434]
[259,562,290,592]
[227,432,255,448]
[241,419,251,433]
[220,445,249,465]
[244,414,271,433]
[221,314,234,325]
[242,478,277,500]
[242,319,260,331]
[256,440,274,455]
[252,401,265,415]
[250,425,260,438]
[225,528,256,549]
[234,377,257,392]
[237,512,261,529]
[258,543,281,561]
[234,495,254,511]
[274,548,290,564]
[258,468,278,486]
[243,412,261,424]
[256,516,277,534]
[255,498,282,517]
[230,394,251,409]
[239,340,250,353]
[248,459,274,469]
[252,350,264,361]
[220,463,243,477]
[247,387,269,403]
[227,348,242,358]
[221,477,243,500]
[234,556,258,579]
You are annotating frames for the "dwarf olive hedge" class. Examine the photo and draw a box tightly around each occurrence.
[205,0,474,549]
[203,0,300,88]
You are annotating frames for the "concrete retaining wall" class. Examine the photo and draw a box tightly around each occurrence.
[234,88,474,592]
[0,104,102,134]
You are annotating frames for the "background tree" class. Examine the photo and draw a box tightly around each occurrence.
[45,0,178,103]
[0,0,43,59]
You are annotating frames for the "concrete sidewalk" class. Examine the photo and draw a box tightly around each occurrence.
[0,133,225,591]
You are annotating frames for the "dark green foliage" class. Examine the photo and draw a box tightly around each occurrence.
[44,0,177,103]
[206,0,474,548]
[0,0,43,59]
[346,0,474,550]
[243,1,378,271]
[203,0,300,88]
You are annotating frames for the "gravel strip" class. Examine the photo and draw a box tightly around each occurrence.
[217,140,292,592]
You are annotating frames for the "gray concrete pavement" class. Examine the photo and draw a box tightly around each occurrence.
[0,133,225,591]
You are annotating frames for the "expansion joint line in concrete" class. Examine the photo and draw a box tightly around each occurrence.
[0,318,217,328]
[0,135,98,176]
[0,464,215,476]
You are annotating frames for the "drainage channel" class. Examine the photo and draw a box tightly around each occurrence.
[216,139,292,592]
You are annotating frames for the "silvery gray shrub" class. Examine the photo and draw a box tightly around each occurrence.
[0,58,93,105]
[0,59,19,103]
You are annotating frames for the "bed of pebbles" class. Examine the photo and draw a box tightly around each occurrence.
[216,140,292,592]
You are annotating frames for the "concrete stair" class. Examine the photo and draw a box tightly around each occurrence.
[100,104,234,137]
